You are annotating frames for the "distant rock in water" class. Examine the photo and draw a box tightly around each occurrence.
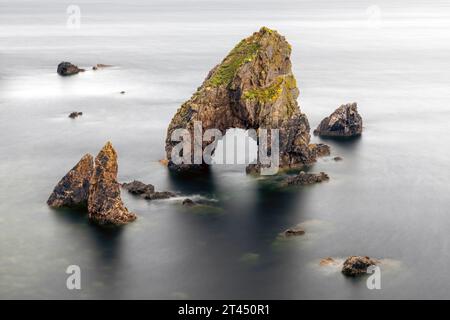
[182,198,196,206]
[283,171,329,186]
[68,112,83,119]
[122,180,176,200]
[165,27,328,173]
[92,63,112,70]
[47,154,93,208]
[333,156,343,161]
[88,142,136,225]
[281,226,305,237]
[342,256,378,276]
[314,102,362,137]
[57,62,85,76]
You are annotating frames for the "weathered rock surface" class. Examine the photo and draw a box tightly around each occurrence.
[341,256,378,276]
[314,102,362,137]
[165,27,327,173]
[88,142,136,225]
[47,154,94,208]
[283,171,329,186]
[57,62,85,76]
[68,112,83,119]
[122,180,176,200]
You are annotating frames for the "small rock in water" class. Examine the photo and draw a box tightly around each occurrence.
[120,91,126,94]
[314,102,362,137]
[68,112,83,119]
[319,257,338,266]
[182,198,196,206]
[283,171,329,186]
[122,180,176,200]
[282,227,305,237]
[92,63,112,70]
[57,61,85,76]
[309,143,331,158]
[341,256,378,277]
[122,180,155,195]
[333,156,343,161]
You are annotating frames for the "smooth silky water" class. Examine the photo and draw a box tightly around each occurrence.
[1,0,450,299]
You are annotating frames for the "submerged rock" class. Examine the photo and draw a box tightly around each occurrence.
[47,154,94,208]
[314,102,362,137]
[68,112,83,119]
[341,256,378,276]
[165,27,328,173]
[319,257,338,266]
[281,226,305,237]
[122,180,176,200]
[92,63,112,70]
[284,171,329,186]
[182,198,196,206]
[57,61,85,76]
[333,156,343,161]
[88,142,136,225]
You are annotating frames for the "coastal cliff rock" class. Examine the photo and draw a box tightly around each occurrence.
[165,27,326,173]
[342,256,378,276]
[283,171,329,186]
[47,154,94,208]
[88,142,136,225]
[57,62,85,76]
[314,102,362,137]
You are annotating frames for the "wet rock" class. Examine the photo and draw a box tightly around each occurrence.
[47,154,94,208]
[333,156,343,161]
[284,171,329,186]
[120,91,126,94]
[342,256,378,276]
[143,191,176,200]
[92,63,112,70]
[88,142,136,225]
[314,102,362,137]
[282,227,305,237]
[182,198,196,206]
[122,180,155,195]
[57,61,85,76]
[165,27,327,173]
[309,143,331,158]
[68,112,83,119]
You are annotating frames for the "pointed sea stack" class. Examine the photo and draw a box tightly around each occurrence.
[88,142,136,225]
[165,27,327,173]
[47,154,94,208]
[314,102,362,138]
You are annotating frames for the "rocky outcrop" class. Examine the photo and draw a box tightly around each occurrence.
[88,142,136,225]
[165,27,327,173]
[283,171,329,186]
[314,102,362,137]
[47,154,94,208]
[57,62,85,76]
[342,256,378,276]
[122,180,176,200]
[68,112,83,119]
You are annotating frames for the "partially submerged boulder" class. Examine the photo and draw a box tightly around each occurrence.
[47,154,94,208]
[182,198,196,206]
[68,112,83,119]
[88,142,136,225]
[57,61,85,76]
[281,226,305,237]
[283,171,329,186]
[165,27,328,173]
[342,256,378,276]
[122,180,176,200]
[314,102,362,137]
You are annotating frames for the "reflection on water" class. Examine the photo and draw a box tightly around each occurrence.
[1,0,450,299]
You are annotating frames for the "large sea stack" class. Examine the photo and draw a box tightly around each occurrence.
[314,102,363,137]
[88,142,136,225]
[165,27,326,173]
[47,154,94,208]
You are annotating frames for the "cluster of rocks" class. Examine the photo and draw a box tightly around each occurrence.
[283,171,329,186]
[57,62,85,76]
[319,256,379,277]
[121,180,176,200]
[314,102,362,138]
[47,142,136,225]
[68,111,83,119]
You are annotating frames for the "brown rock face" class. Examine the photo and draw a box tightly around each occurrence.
[342,256,378,276]
[165,27,325,173]
[47,154,94,208]
[88,142,136,225]
[314,102,362,137]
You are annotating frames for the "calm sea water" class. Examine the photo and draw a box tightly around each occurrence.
[1,0,450,299]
